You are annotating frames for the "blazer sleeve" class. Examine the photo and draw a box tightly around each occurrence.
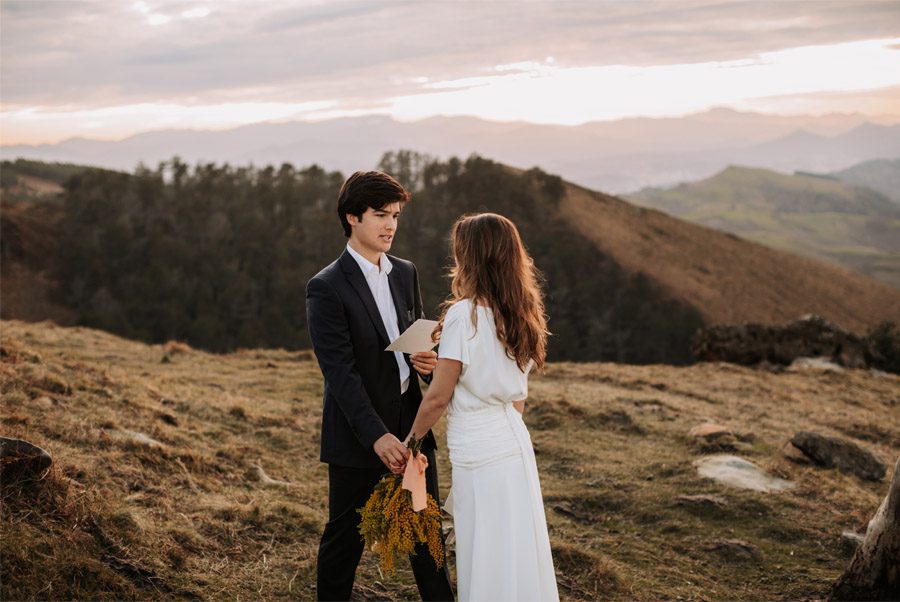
[306,276,389,450]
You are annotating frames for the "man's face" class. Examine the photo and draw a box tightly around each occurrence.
[347,201,402,260]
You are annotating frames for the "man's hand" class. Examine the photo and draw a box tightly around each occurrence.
[410,350,438,376]
[373,433,409,474]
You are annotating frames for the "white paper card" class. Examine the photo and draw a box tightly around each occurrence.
[385,319,439,354]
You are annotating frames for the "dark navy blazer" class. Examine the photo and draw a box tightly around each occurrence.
[306,249,436,468]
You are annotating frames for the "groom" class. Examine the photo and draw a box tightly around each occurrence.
[306,171,454,601]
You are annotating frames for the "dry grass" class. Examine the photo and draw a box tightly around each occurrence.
[2,319,898,601]
[559,182,900,332]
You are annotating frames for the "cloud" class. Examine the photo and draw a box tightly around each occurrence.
[1,0,899,145]
[383,38,900,124]
[3,0,898,108]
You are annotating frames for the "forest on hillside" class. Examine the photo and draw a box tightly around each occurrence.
[22,152,705,363]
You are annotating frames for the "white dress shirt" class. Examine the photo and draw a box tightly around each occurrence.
[346,244,410,394]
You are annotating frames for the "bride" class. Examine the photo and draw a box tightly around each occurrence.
[405,212,559,601]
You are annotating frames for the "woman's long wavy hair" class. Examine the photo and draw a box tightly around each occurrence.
[434,213,549,371]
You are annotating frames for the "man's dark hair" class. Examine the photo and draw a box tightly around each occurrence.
[337,171,411,238]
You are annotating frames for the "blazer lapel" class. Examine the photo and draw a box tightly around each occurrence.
[340,250,390,345]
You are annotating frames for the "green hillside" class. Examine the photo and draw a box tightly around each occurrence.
[830,158,900,204]
[628,166,900,288]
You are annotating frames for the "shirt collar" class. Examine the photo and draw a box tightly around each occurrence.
[346,243,393,277]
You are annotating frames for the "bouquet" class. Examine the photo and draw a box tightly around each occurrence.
[357,435,445,575]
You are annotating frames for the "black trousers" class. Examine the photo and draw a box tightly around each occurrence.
[316,446,455,601]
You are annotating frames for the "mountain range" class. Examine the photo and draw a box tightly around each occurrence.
[2,109,899,193]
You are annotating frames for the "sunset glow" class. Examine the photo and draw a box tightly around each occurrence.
[2,1,899,145]
[388,38,900,125]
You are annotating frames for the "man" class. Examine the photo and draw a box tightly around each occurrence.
[306,171,454,601]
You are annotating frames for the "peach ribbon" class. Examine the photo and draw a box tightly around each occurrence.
[401,450,429,512]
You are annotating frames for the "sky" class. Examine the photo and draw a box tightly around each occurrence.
[2,0,900,145]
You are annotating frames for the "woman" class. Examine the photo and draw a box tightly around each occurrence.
[405,213,559,602]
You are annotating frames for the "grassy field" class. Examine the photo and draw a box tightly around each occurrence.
[2,319,898,600]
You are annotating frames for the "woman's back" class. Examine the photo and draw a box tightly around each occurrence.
[438,299,531,415]
[437,302,558,602]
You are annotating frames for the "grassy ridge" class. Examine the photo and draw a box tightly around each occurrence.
[1,158,99,188]
[628,166,900,288]
[831,159,900,204]
[2,320,898,600]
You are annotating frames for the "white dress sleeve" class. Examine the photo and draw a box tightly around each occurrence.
[437,303,471,372]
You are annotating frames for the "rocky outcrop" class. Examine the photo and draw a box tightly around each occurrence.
[830,456,900,600]
[692,314,898,373]
[0,437,52,481]
[790,431,886,482]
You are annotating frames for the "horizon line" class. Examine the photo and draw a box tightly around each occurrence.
[4,106,900,148]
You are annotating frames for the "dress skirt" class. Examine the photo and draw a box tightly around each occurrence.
[446,403,559,602]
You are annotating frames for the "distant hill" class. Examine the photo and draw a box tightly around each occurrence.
[0,159,96,325]
[2,156,899,365]
[0,159,82,203]
[830,158,900,203]
[0,200,76,327]
[627,166,900,288]
[1,158,90,186]
[2,109,899,193]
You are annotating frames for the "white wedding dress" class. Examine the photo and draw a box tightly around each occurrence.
[438,299,559,602]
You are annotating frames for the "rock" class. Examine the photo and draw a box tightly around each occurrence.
[865,321,900,375]
[840,531,865,556]
[0,437,53,480]
[691,315,872,370]
[830,456,900,600]
[790,431,886,482]
[690,423,739,452]
[694,455,794,492]
[705,538,763,561]
[790,357,845,373]
[673,494,728,509]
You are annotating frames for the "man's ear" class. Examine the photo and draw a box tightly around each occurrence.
[346,213,359,227]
